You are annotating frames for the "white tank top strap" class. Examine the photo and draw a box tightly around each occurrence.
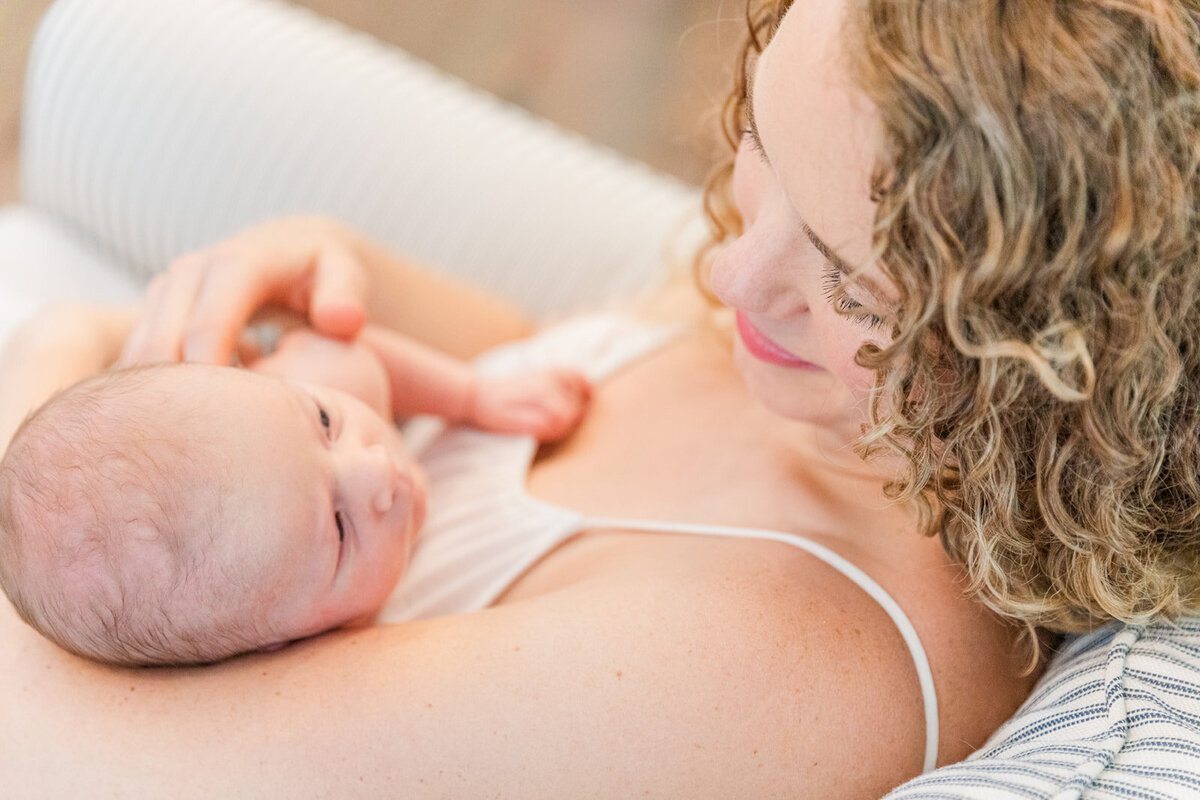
[583,514,940,774]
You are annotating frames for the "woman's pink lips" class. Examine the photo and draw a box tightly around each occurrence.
[735,311,822,370]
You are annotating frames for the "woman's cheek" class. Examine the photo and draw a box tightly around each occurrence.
[829,335,878,397]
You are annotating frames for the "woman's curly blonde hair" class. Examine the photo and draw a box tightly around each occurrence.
[701,0,1200,637]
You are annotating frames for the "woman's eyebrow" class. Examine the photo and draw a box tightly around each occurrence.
[801,221,854,276]
[745,76,772,169]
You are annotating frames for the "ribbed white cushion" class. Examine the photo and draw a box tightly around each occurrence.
[886,619,1200,799]
[21,0,702,319]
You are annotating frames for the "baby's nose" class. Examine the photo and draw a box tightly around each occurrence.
[369,446,406,515]
[345,444,408,516]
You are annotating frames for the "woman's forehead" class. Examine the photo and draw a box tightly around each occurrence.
[756,0,881,271]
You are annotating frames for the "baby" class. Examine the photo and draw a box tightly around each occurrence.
[0,322,589,666]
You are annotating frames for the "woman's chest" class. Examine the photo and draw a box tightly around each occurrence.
[505,336,921,599]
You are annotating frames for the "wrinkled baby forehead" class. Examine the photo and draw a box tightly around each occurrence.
[2,366,308,611]
[5,366,240,516]
[36,362,267,445]
[0,371,230,581]
[39,369,202,452]
[21,362,307,520]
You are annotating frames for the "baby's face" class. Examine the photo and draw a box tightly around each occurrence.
[162,365,425,645]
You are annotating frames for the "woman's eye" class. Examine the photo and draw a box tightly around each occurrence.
[836,296,885,330]
[741,126,767,160]
[822,264,885,330]
[335,511,345,543]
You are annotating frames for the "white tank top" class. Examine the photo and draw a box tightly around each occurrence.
[377,314,940,773]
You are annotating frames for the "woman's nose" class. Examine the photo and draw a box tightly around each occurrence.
[709,226,810,318]
[340,444,406,516]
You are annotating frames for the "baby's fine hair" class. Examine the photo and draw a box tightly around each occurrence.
[0,366,269,666]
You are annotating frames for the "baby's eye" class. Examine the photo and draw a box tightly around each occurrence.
[335,511,345,543]
[319,407,331,432]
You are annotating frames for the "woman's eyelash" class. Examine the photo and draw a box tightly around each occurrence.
[740,127,767,159]
[821,264,884,330]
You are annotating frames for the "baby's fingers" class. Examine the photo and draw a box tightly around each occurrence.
[527,372,592,441]
[542,369,592,414]
[499,403,577,442]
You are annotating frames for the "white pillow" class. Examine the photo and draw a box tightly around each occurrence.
[0,207,139,347]
[885,617,1200,799]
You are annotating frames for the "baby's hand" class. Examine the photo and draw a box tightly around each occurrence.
[469,369,592,442]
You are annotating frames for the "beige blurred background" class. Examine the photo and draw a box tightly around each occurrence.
[0,0,747,206]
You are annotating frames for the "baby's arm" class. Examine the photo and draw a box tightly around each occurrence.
[358,325,591,442]
[250,325,590,442]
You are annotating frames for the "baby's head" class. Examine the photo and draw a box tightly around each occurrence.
[0,363,425,666]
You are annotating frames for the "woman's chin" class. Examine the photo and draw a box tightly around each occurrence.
[735,342,840,425]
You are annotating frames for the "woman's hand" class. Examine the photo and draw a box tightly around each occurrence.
[118,216,369,367]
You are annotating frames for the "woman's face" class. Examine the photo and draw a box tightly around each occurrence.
[710,0,890,436]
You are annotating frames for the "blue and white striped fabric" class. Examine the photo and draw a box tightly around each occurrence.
[886,618,1200,799]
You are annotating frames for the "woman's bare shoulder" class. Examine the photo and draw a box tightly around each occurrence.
[625,532,1037,776]
[509,532,939,796]
[896,556,1042,765]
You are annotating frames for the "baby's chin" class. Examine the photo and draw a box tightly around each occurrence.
[342,608,384,629]
[268,601,390,652]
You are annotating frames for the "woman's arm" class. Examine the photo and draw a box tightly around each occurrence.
[0,305,137,453]
[0,538,926,799]
[345,226,536,358]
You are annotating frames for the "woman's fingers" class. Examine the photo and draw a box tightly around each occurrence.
[119,218,372,367]
[180,239,367,363]
[117,254,207,365]
[309,243,369,340]
[180,249,275,365]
